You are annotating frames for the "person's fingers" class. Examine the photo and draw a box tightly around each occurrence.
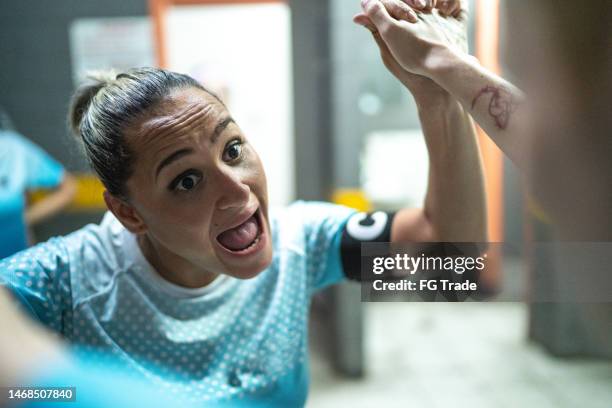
[380,0,418,24]
[402,0,427,11]
[361,0,396,33]
[422,0,436,12]
[437,0,452,16]
[436,0,463,19]
[451,1,465,19]
[448,0,462,17]
[353,13,378,33]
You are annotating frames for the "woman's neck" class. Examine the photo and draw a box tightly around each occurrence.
[136,233,218,289]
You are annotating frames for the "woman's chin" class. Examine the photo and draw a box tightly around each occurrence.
[225,252,273,280]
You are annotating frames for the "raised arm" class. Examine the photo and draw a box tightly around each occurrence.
[427,48,526,167]
[355,0,487,243]
[394,86,487,243]
[358,0,528,167]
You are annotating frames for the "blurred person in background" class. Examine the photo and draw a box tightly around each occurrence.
[0,108,76,259]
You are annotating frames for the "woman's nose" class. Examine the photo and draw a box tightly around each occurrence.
[216,171,251,211]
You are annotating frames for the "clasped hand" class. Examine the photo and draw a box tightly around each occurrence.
[354,0,467,101]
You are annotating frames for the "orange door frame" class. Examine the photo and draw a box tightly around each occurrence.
[475,0,503,282]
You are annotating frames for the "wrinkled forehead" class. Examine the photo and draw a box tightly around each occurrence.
[137,87,226,135]
[126,87,228,153]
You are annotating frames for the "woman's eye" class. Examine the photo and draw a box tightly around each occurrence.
[223,141,243,162]
[174,173,202,192]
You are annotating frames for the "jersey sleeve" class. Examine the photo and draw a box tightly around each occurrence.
[20,136,65,189]
[0,238,72,333]
[291,201,356,295]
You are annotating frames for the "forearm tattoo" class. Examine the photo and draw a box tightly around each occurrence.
[471,86,518,130]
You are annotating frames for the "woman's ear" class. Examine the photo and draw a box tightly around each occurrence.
[103,190,147,234]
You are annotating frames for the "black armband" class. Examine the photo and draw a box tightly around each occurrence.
[340,211,396,281]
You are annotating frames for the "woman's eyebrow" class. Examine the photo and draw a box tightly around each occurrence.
[211,117,235,144]
[156,148,194,180]
[154,116,236,180]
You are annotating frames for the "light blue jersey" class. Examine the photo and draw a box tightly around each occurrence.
[17,356,197,408]
[0,201,356,407]
[0,131,64,259]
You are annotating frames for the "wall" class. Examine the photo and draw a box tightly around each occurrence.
[0,0,147,170]
[0,0,146,239]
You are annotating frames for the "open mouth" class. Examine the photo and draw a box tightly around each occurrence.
[216,208,264,254]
